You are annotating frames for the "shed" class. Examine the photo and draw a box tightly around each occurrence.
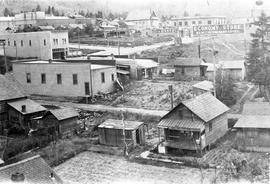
[98,119,145,147]
[192,80,214,96]
[220,60,245,80]
[42,108,79,138]
[234,115,270,152]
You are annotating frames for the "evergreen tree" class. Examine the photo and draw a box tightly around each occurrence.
[52,6,55,15]
[47,6,51,14]
[246,12,270,92]
[3,8,10,17]
[107,12,115,21]
[36,4,41,11]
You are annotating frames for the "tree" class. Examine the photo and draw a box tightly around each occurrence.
[51,6,55,15]
[46,6,51,14]
[107,12,115,21]
[96,11,103,18]
[3,8,10,17]
[84,24,94,36]
[246,12,270,93]
[36,4,41,11]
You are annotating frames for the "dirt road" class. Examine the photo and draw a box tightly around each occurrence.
[55,152,215,184]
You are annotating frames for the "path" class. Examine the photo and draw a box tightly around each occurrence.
[36,100,168,118]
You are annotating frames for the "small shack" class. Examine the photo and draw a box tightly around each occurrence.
[42,108,79,138]
[98,119,145,147]
[234,115,270,152]
[192,80,214,96]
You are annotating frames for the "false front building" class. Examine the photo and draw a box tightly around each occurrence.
[157,93,229,155]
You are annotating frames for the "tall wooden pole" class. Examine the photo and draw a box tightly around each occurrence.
[169,85,173,109]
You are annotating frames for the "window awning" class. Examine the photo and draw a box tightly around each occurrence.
[158,118,205,132]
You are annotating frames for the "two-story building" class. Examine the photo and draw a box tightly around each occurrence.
[12,60,116,98]
[0,30,69,60]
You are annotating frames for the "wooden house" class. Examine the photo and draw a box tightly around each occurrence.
[98,119,145,147]
[173,57,208,80]
[234,115,270,152]
[7,99,46,133]
[192,80,214,96]
[42,108,79,138]
[157,93,229,155]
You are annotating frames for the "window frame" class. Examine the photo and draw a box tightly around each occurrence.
[72,74,78,85]
[41,73,46,84]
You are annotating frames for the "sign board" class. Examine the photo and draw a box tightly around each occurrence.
[193,24,245,36]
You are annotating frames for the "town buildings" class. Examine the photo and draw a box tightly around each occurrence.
[98,119,145,147]
[12,60,116,98]
[158,93,229,155]
[0,30,69,60]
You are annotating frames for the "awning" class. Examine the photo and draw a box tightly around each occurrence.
[117,69,130,75]
[158,118,205,132]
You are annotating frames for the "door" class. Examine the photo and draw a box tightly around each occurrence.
[136,129,140,144]
[84,82,90,95]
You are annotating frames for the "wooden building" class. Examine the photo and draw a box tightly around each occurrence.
[42,108,79,138]
[98,119,145,147]
[158,93,229,155]
[173,57,208,80]
[192,80,214,96]
[7,99,46,132]
[234,115,270,152]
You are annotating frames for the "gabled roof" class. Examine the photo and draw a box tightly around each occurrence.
[242,102,270,115]
[158,118,205,132]
[98,119,144,130]
[0,74,26,101]
[234,115,270,129]
[48,108,79,121]
[174,57,206,67]
[8,99,46,115]
[160,93,229,123]
[0,155,63,184]
[192,80,214,92]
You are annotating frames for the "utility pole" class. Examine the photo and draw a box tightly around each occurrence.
[117,25,120,56]
[121,109,128,156]
[0,40,8,73]
[169,85,173,109]
[211,37,217,97]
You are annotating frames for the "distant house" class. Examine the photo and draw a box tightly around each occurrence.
[7,99,47,132]
[192,80,214,96]
[234,115,270,152]
[173,57,208,80]
[42,108,79,138]
[242,102,270,115]
[98,119,145,147]
[0,155,63,184]
[158,93,229,155]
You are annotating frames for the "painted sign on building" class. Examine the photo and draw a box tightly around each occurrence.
[193,24,244,36]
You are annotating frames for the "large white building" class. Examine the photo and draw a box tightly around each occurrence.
[0,30,69,60]
[12,60,116,97]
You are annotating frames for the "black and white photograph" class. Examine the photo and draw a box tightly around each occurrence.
[0,0,269,183]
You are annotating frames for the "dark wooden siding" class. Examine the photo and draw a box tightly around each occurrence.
[59,117,77,138]
[205,113,228,146]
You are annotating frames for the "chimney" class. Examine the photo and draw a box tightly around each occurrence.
[48,59,52,63]
[11,173,25,183]
[21,105,26,113]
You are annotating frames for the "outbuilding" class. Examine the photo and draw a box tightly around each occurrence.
[192,80,214,96]
[98,119,145,147]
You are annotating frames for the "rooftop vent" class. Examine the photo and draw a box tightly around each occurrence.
[21,105,26,113]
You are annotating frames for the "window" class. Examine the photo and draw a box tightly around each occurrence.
[101,72,105,83]
[21,40,23,47]
[72,74,78,85]
[179,22,182,26]
[26,73,31,83]
[62,38,67,44]
[184,21,188,26]
[192,21,196,24]
[85,82,90,95]
[29,40,32,46]
[209,122,212,131]
[198,20,202,24]
[14,41,16,46]
[247,130,258,138]
[57,74,62,84]
[44,39,46,46]
[208,20,212,25]
[111,74,114,81]
[41,73,46,84]
[174,22,177,26]
[7,40,10,46]
[181,67,185,75]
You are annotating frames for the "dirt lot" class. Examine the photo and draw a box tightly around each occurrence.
[112,80,195,110]
[54,152,215,184]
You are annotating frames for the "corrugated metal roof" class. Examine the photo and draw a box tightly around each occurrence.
[183,93,229,122]
[174,57,205,66]
[242,102,270,115]
[0,155,63,184]
[98,119,144,130]
[192,80,214,92]
[49,108,79,121]
[234,115,270,129]
[8,99,46,115]
[158,119,205,132]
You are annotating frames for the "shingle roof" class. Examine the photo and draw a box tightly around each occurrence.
[0,155,63,184]
[182,93,229,122]
[158,118,205,132]
[220,60,245,69]
[234,115,270,129]
[242,102,270,115]
[192,80,214,92]
[98,119,144,130]
[0,74,26,101]
[8,99,46,115]
[174,57,206,66]
[49,108,79,121]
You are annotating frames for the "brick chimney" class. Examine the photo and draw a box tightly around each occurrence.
[21,105,26,113]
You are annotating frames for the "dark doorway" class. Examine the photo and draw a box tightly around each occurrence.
[136,129,140,144]
[84,82,90,95]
